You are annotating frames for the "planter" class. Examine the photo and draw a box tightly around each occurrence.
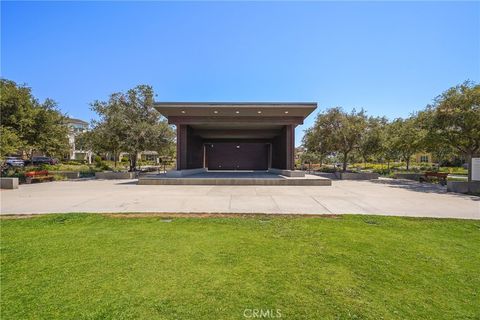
[447,181,480,194]
[1,177,19,189]
[334,172,379,180]
[95,171,137,179]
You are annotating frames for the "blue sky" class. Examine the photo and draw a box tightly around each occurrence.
[2,1,479,146]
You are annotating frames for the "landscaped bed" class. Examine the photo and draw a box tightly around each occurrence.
[1,214,478,319]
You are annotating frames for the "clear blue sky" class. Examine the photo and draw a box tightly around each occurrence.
[2,1,479,146]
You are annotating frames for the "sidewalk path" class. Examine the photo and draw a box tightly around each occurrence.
[1,178,478,219]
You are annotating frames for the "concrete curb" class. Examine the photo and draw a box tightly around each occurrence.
[95,171,137,179]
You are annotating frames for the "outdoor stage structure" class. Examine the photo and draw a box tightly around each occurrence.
[154,102,317,175]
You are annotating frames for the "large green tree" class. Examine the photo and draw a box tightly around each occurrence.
[31,99,71,157]
[388,116,424,170]
[89,92,128,167]
[301,127,331,167]
[417,109,456,166]
[0,79,69,158]
[424,81,480,182]
[379,122,401,170]
[0,127,22,157]
[307,107,368,172]
[357,116,387,167]
[89,85,175,171]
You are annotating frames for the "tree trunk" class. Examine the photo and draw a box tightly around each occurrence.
[465,152,474,194]
[129,152,138,172]
[466,152,473,183]
[342,152,348,172]
[113,149,117,168]
[406,158,410,171]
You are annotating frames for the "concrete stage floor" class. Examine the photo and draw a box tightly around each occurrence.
[1,178,478,219]
[138,170,331,186]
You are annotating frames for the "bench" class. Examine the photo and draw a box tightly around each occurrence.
[419,171,448,186]
[25,170,54,184]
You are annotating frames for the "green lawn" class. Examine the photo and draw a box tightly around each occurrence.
[1,214,479,319]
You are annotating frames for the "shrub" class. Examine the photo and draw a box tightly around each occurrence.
[317,166,337,173]
[97,162,111,171]
[372,168,391,175]
[53,174,67,181]
[1,167,25,178]
[439,167,468,175]
[92,156,112,171]
[63,160,87,165]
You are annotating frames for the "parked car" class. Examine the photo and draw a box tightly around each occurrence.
[4,157,25,167]
[25,157,58,166]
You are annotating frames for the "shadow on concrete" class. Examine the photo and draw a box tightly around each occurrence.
[65,177,96,182]
[369,179,480,201]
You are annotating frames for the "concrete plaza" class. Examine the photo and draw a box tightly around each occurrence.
[0,178,478,219]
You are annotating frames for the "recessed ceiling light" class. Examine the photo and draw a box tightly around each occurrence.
[181,110,186,114]
[257,111,262,114]
[213,110,218,114]
[284,111,289,114]
[235,111,240,114]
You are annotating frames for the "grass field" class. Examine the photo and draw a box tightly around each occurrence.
[1,214,479,319]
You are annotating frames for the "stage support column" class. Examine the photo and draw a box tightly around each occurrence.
[176,124,188,170]
[286,124,295,170]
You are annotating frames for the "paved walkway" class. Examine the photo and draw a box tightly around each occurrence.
[1,178,478,219]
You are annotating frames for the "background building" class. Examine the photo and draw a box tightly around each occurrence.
[67,118,92,163]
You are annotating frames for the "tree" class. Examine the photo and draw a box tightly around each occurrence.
[0,127,22,157]
[425,81,480,182]
[0,79,69,158]
[388,116,424,171]
[417,109,456,166]
[299,150,322,172]
[1,79,36,150]
[31,99,70,157]
[90,93,128,168]
[379,122,401,170]
[74,130,93,152]
[1,79,36,156]
[301,127,330,167]
[358,116,387,168]
[89,85,175,171]
[307,107,368,172]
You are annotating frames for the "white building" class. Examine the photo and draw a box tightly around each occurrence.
[67,118,92,163]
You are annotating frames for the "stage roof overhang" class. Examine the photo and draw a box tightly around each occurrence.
[155,102,317,125]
